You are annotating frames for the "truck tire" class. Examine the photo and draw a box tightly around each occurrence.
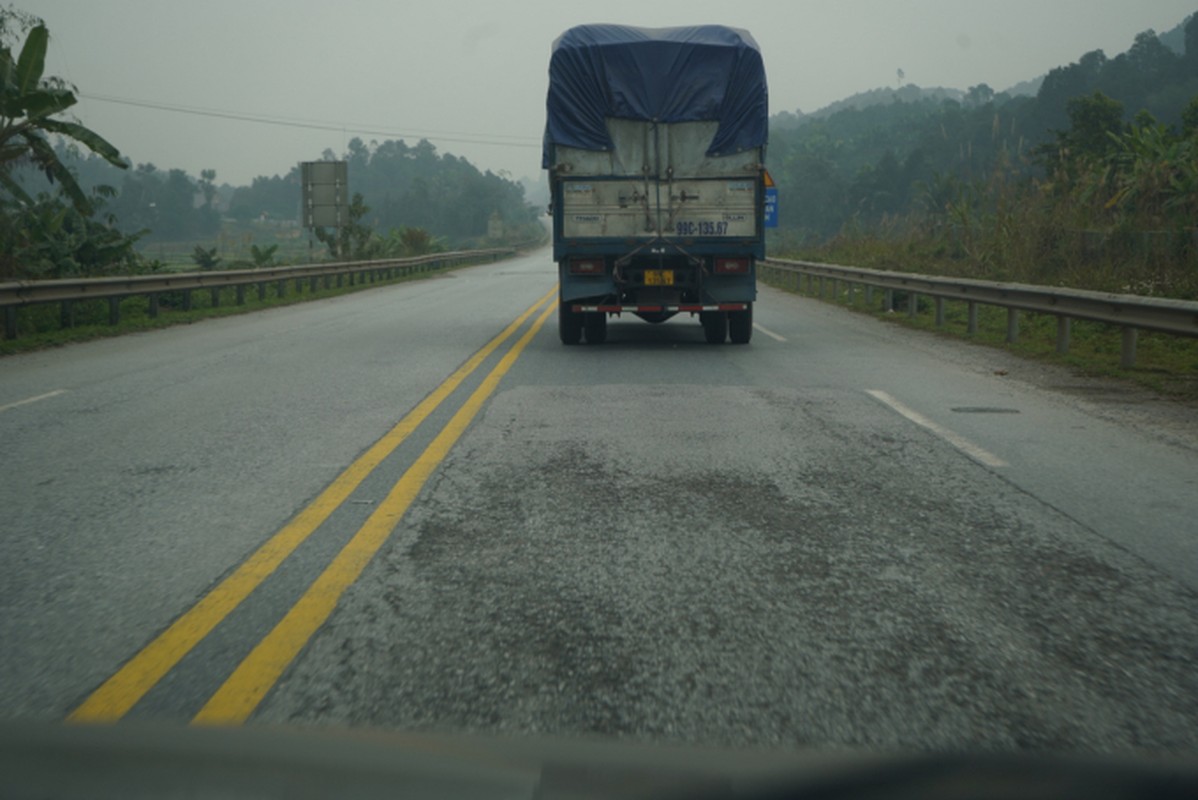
[583,312,607,344]
[701,311,727,344]
[729,304,753,344]
[559,301,582,345]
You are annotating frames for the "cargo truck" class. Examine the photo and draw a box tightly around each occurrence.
[543,24,769,345]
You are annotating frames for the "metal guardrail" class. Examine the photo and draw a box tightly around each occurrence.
[0,249,514,340]
[760,258,1198,368]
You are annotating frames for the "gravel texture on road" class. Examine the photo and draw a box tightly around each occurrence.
[262,384,1198,753]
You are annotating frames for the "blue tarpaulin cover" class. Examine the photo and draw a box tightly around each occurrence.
[543,24,767,168]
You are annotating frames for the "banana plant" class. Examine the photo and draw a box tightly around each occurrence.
[1104,121,1198,226]
[0,24,126,211]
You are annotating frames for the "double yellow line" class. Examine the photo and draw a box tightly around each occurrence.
[70,287,558,725]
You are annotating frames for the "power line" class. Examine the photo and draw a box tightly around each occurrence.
[79,93,543,149]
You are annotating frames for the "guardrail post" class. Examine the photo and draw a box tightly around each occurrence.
[1056,316,1071,354]
[1006,308,1019,343]
[149,293,159,318]
[934,297,945,327]
[832,279,840,302]
[60,300,73,329]
[6,306,18,339]
[236,285,246,306]
[967,302,977,334]
[908,293,918,318]
[310,276,319,293]
[1121,327,1138,368]
[109,297,121,326]
[182,291,192,312]
[883,289,893,311]
[865,285,874,306]
[295,277,304,294]
[277,279,286,298]
[210,288,220,308]
[257,282,266,301]
[336,274,344,288]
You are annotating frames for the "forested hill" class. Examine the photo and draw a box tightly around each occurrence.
[768,13,1198,244]
[771,85,967,131]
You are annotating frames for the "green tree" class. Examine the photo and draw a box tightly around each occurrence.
[191,245,220,270]
[1,10,145,280]
[1036,91,1125,176]
[249,243,278,268]
[313,192,373,259]
[1104,117,1198,224]
[1126,30,1177,85]
[1063,91,1125,158]
[1182,96,1198,137]
[195,167,219,235]
[1186,13,1198,67]
[228,170,300,222]
[398,226,433,255]
[0,13,125,211]
[0,187,144,279]
[965,84,995,108]
[157,168,198,238]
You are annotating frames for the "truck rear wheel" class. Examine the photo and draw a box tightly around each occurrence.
[583,312,607,344]
[729,304,753,344]
[701,311,727,344]
[559,301,582,345]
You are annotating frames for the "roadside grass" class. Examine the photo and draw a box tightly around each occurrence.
[138,223,316,271]
[0,260,483,357]
[763,274,1198,402]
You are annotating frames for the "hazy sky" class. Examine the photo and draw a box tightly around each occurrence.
[14,0,1197,186]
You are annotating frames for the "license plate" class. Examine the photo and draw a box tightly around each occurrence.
[644,269,674,286]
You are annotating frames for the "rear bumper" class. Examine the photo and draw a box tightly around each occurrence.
[571,303,748,314]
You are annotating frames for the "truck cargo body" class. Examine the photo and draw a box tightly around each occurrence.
[543,25,768,344]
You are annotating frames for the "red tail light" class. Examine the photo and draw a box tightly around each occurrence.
[714,258,750,274]
[568,258,604,275]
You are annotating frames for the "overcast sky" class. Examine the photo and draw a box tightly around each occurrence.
[14,0,1197,187]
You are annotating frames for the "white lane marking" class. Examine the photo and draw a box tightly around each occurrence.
[866,389,1008,468]
[752,322,787,342]
[0,389,68,414]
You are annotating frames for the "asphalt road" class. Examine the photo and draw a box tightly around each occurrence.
[2,248,1196,755]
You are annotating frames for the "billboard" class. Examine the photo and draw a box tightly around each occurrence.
[301,161,348,228]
